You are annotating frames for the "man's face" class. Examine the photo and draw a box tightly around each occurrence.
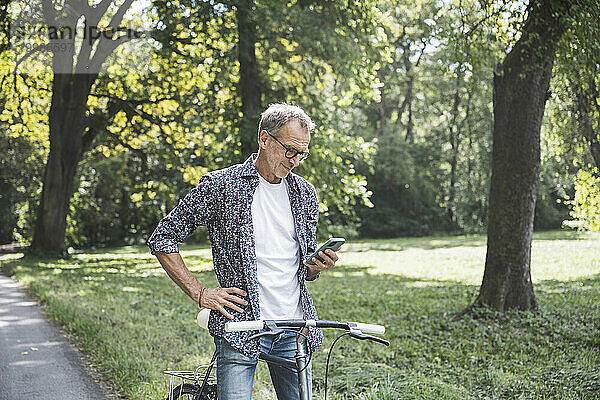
[262,120,310,180]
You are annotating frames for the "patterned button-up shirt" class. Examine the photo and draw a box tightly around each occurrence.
[147,154,323,358]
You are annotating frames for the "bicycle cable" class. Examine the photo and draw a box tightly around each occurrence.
[199,350,217,393]
[266,328,313,374]
[323,331,351,400]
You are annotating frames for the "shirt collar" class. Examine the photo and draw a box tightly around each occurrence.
[238,153,259,178]
[238,153,299,193]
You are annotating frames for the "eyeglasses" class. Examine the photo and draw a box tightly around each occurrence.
[266,131,310,162]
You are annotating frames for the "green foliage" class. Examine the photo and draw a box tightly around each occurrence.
[0,55,47,243]
[2,0,386,247]
[534,151,573,230]
[0,131,44,244]
[2,231,599,399]
[568,168,600,231]
[63,146,211,249]
[359,135,453,237]
[99,0,383,241]
[3,0,600,248]
[543,0,600,232]
[354,0,509,236]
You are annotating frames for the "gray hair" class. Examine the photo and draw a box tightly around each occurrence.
[258,103,315,138]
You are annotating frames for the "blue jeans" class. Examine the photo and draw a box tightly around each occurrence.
[214,331,312,400]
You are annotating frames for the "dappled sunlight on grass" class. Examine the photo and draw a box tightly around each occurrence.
[340,245,487,284]
[345,233,488,252]
[1,230,599,399]
[404,280,454,288]
[340,230,599,285]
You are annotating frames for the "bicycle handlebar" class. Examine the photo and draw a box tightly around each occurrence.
[224,319,385,335]
[198,309,386,336]
[224,319,263,331]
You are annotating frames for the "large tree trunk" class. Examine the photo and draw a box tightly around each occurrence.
[29,0,133,256]
[31,74,96,256]
[472,1,571,312]
[236,0,262,160]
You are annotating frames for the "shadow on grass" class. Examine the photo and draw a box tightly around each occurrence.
[538,273,600,286]
[344,236,487,252]
[69,242,213,256]
[3,254,598,311]
[2,252,599,399]
[5,253,212,272]
[532,230,598,241]
[346,229,596,253]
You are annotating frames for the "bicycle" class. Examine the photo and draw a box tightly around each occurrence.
[164,309,388,400]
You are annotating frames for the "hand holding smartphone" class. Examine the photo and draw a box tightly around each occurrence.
[306,237,345,265]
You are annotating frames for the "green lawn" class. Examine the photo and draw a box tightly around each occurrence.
[1,230,599,399]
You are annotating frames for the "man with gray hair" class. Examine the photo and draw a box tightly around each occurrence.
[148,103,339,400]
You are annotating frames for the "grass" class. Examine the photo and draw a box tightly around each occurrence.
[1,230,599,399]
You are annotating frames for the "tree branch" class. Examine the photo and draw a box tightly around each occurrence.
[41,0,57,28]
[88,92,179,106]
[12,44,47,74]
[87,92,180,140]
[108,0,135,29]
[84,0,135,72]
[89,34,132,72]
[88,0,113,27]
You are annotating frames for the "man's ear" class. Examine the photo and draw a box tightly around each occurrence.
[258,129,269,149]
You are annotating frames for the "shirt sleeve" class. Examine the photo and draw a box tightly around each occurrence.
[147,175,217,254]
[305,182,320,281]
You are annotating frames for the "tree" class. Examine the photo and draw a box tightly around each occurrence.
[467,0,577,312]
[236,0,262,159]
[358,0,503,237]
[6,0,382,252]
[151,0,383,233]
[13,0,138,256]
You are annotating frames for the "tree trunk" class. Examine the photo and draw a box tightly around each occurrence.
[472,1,571,312]
[403,80,415,143]
[30,74,96,256]
[236,0,262,159]
[447,81,462,223]
[398,44,417,143]
[376,68,386,137]
[29,0,132,256]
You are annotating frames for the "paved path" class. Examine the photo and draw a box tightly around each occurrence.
[0,272,109,399]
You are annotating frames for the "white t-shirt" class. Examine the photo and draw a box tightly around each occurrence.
[252,174,304,320]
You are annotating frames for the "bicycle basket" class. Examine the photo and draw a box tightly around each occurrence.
[164,352,217,400]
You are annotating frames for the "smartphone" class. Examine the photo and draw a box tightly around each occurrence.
[306,237,345,265]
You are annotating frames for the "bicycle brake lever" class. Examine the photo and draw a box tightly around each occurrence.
[249,320,284,340]
[249,331,280,340]
[367,335,390,346]
[349,330,390,346]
